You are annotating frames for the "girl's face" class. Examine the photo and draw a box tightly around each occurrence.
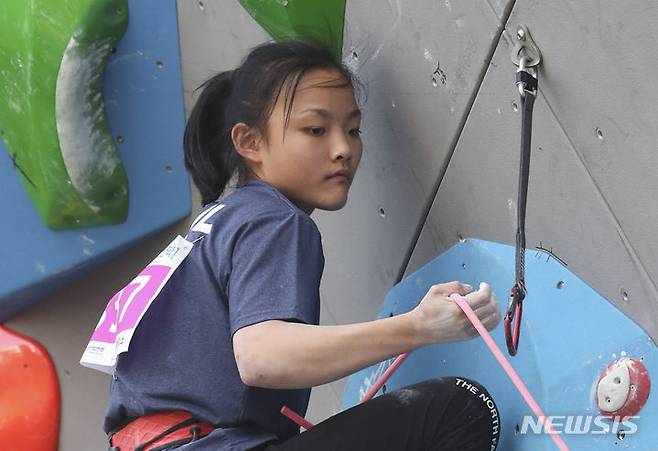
[238,67,363,215]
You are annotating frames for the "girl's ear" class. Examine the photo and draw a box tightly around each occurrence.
[231,122,264,165]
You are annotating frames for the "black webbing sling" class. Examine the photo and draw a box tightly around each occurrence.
[505,28,541,356]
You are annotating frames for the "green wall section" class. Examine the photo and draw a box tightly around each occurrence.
[0,0,129,229]
[239,0,346,61]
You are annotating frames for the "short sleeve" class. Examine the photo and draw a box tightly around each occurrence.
[228,210,324,337]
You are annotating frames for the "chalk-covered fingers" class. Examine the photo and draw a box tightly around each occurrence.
[463,282,492,310]
[464,282,501,332]
[430,280,474,297]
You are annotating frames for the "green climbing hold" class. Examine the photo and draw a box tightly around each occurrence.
[0,0,130,229]
[239,0,346,61]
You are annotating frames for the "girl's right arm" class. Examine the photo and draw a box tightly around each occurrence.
[232,281,500,390]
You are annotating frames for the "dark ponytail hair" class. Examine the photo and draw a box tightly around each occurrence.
[183,40,362,206]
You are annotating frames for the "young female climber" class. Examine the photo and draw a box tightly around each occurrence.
[104,40,502,451]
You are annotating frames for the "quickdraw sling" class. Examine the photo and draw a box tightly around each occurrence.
[505,25,542,356]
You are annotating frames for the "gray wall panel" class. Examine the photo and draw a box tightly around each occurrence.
[315,0,507,412]
[177,0,270,114]
[318,0,504,324]
[486,0,511,20]
[510,1,658,288]
[405,6,658,340]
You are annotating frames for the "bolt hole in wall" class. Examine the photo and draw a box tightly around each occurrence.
[457,234,466,243]
[595,127,604,140]
[621,288,629,302]
[165,165,173,173]
[156,60,165,69]
[116,135,125,144]
[198,1,205,11]
[511,101,518,112]
[378,206,385,218]
[556,281,565,289]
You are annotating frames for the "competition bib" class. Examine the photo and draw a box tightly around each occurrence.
[80,235,194,374]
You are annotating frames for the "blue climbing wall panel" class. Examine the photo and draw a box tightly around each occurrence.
[0,0,190,320]
[342,239,658,450]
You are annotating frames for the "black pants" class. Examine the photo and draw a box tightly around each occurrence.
[253,377,500,451]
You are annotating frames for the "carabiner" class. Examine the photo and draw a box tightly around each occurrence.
[504,285,525,355]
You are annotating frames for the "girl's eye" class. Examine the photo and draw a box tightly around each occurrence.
[350,128,363,137]
[306,127,325,136]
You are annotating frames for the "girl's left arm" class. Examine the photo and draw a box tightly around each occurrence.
[232,310,420,390]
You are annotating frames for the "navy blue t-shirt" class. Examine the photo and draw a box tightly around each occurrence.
[104,179,325,450]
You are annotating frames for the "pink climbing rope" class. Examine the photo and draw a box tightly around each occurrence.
[449,293,569,451]
[359,352,410,403]
[280,352,412,429]
[281,293,570,450]
[280,406,315,430]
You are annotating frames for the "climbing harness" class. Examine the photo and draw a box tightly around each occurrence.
[505,24,542,356]
[108,411,215,451]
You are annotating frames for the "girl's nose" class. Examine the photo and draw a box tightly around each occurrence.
[331,131,353,161]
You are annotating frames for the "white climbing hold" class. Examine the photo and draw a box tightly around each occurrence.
[597,360,631,412]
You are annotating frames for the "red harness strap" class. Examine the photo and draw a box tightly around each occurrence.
[109,411,215,451]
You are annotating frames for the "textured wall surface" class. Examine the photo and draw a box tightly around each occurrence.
[406,1,658,343]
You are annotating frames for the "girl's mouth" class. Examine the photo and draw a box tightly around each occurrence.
[328,175,349,182]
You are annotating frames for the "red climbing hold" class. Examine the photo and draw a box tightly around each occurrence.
[0,325,61,450]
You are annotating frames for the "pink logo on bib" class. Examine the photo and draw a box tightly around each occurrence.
[92,264,170,344]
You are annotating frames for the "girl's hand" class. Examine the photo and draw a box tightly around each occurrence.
[411,281,501,345]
